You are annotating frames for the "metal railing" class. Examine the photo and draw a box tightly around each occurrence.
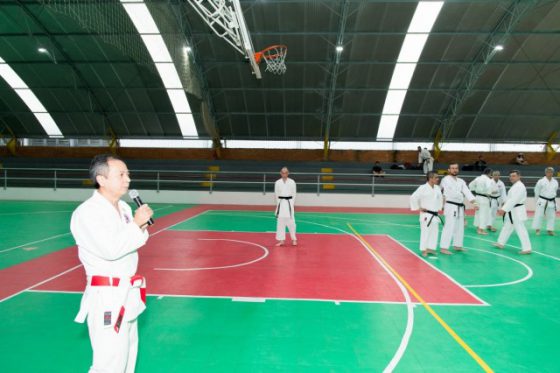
[0,167,543,195]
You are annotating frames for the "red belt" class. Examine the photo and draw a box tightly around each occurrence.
[90,275,146,304]
[90,275,120,287]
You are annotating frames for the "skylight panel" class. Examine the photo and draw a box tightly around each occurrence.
[376,1,444,141]
[121,0,198,137]
[0,56,63,137]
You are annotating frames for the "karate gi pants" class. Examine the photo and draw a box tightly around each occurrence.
[532,199,556,231]
[474,196,491,229]
[489,199,500,227]
[422,159,433,174]
[498,217,532,252]
[276,217,297,241]
[87,311,138,373]
[440,204,465,249]
[419,216,439,251]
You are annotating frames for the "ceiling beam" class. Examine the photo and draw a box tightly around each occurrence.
[437,0,539,141]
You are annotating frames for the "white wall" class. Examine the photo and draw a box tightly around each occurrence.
[0,187,538,210]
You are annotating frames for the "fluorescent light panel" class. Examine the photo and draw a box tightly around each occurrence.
[376,1,444,141]
[121,0,198,137]
[0,57,63,137]
[55,138,548,153]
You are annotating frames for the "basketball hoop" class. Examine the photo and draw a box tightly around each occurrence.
[254,45,287,75]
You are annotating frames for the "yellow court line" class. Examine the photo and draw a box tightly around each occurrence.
[347,223,494,373]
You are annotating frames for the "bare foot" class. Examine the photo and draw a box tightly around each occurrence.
[492,242,504,249]
[519,250,532,255]
[292,240,298,246]
[547,231,555,236]
[535,230,540,236]
[489,226,497,232]
[421,250,428,257]
[275,241,285,247]
[440,248,452,255]
[426,249,437,255]
[477,229,488,235]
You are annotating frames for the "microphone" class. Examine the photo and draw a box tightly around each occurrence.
[128,189,154,226]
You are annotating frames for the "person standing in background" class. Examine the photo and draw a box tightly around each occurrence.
[410,172,443,257]
[275,167,297,246]
[532,167,558,236]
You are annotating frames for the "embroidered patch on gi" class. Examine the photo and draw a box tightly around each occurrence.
[104,311,112,326]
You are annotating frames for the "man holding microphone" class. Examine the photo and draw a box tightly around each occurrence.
[71,154,154,372]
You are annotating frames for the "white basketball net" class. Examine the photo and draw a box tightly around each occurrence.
[262,46,287,75]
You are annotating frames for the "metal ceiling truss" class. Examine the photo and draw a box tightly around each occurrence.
[321,0,353,160]
[438,0,539,141]
[15,0,114,137]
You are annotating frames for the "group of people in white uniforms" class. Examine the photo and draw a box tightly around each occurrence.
[411,163,558,257]
[71,154,154,373]
[532,167,558,236]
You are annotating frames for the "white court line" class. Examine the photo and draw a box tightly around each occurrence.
[26,288,487,306]
[0,205,179,255]
[0,264,83,304]
[0,210,73,216]
[384,235,489,306]
[155,238,269,271]
[149,209,211,237]
[0,232,71,254]
[462,247,533,288]
[296,218,414,373]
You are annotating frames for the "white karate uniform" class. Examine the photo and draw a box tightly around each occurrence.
[439,176,475,249]
[275,177,297,241]
[489,179,507,226]
[418,149,433,173]
[71,190,149,373]
[497,181,532,252]
[410,182,443,252]
[532,176,558,231]
[469,175,494,229]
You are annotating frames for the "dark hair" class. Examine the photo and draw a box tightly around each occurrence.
[448,162,459,168]
[509,169,521,177]
[426,171,437,180]
[483,168,492,176]
[89,154,123,189]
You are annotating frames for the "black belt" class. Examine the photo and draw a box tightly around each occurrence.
[445,201,464,218]
[503,203,524,224]
[276,196,293,218]
[489,195,500,207]
[474,192,492,202]
[539,195,557,212]
[424,210,443,227]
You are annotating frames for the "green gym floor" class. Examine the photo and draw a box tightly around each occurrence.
[0,200,559,372]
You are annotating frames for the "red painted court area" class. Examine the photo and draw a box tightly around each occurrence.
[36,231,483,305]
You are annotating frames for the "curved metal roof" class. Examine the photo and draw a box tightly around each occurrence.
[1,0,559,144]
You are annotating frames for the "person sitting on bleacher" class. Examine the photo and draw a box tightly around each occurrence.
[516,153,529,165]
[474,155,487,171]
[371,161,386,177]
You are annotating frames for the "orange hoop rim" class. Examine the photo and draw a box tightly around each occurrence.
[254,44,288,64]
